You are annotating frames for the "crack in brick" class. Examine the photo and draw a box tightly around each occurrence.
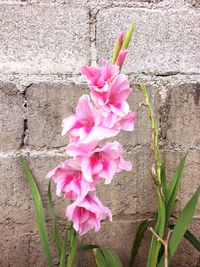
[89,9,99,65]
[20,84,33,148]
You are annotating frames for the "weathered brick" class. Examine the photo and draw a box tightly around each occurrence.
[0,157,32,224]
[0,0,86,5]
[186,0,200,6]
[0,83,23,149]
[0,5,90,74]
[26,83,88,148]
[0,232,30,267]
[96,9,200,74]
[0,224,61,267]
[159,83,200,148]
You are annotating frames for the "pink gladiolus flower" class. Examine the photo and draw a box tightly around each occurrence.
[81,61,119,92]
[46,160,98,200]
[62,95,119,143]
[66,192,112,235]
[67,141,132,184]
[115,48,128,68]
[92,74,132,119]
[48,28,136,236]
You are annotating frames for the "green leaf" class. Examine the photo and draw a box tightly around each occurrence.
[158,186,200,267]
[48,182,62,257]
[129,219,152,267]
[20,156,54,267]
[59,229,68,267]
[94,248,108,267]
[165,154,187,224]
[168,224,200,252]
[95,248,123,267]
[66,225,77,267]
[122,20,135,49]
[147,190,166,267]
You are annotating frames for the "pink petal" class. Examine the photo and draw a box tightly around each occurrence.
[118,112,136,131]
[62,115,77,136]
[115,48,128,67]
[81,157,94,182]
[80,65,100,80]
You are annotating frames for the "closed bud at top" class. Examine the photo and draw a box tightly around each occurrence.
[112,32,124,64]
[117,32,124,45]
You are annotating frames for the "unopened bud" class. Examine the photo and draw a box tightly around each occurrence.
[112,32,124,64]
[115,48,128,69]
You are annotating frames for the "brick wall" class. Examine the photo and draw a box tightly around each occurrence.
[0,0,200,266]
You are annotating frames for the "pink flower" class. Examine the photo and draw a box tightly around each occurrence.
[62,95,119,143]
[67,141,132,184]
[81,61,119,92]
[115,48,128,68]
[91,74,132,120]
[66,192,112,235]
[46,160,98,200]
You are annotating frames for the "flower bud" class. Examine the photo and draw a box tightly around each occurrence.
[115,48,128,68]
[112,32,124,64]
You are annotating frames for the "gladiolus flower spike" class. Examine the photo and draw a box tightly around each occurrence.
[47,22,136,236]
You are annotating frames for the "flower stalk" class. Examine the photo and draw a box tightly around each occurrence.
[139,83,166,267]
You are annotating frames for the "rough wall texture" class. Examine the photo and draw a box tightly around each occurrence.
[0,0,200,266]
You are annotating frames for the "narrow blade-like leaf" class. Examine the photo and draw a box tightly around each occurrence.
[20,156,54,267]
[66,225,77,267]
[101,248,123,267]
[48,182,62,257]
[158,186,200,267]
[94,248,107,267]
[129,219,152,267]
[160,164,167,197]
[59,229,68,267]
[122,20,135,49]
[165,154,187,224]
[168,224,200,252]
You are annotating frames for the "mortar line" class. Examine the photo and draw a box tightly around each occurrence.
[0,1,198,12]
[1,144,200,159]
[0,73,200,89]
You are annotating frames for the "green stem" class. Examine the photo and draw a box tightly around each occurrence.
[66,225,77,267]
[139,84,166,267]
